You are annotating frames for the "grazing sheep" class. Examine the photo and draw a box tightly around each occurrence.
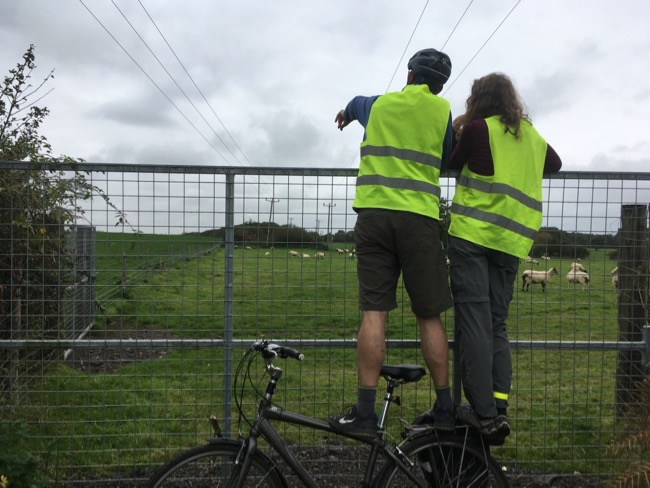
[522,267,558,292]
[302,253,311,258]
[566,268,590,289]
[540,255,551,261]
[525,256,539,265]
[336,248,345,254]
[315,252,325,259]
[245,246,253,250]
[288,250,299,257]
[264,251,271,256]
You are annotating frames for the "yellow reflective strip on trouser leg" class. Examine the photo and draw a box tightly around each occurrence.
[494,391,509,401]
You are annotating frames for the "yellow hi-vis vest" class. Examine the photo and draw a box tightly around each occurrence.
[449,116,547,259]
[352,84,450,220]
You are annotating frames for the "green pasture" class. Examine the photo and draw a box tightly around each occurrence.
[17,234,635,480]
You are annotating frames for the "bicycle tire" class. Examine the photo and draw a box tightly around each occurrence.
[374,433,509,488]
[147,439,287,488]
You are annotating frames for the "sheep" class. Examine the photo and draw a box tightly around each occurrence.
[566,268,590,289]
[336,248,345,254]
[522,267,558,292]
[611,266,619,290]
[315,252,325,259]
[264,251,271,256]
[524,256,539,265]
[570,261,588,273]
[540,255,551,261]
[302,253,311,258]
[288,250,299,257]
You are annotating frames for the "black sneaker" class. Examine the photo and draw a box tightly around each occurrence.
[329,406,378,439]
[413,401,456,431]
[433,401,456,431]
[495,414,511,438]
[456,404,497,437]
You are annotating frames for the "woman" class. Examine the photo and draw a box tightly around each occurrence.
[447,73,562,440]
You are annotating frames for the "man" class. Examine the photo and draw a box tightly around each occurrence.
[329,48,455,438]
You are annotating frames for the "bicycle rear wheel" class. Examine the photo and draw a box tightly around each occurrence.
[147,439,286,488]
[375,433,509,487]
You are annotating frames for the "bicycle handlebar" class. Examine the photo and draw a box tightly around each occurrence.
[252,340,305,361]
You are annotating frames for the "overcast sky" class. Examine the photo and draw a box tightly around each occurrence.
[1,0,649,174]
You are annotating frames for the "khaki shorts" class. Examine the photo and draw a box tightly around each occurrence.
[355,209,453,317]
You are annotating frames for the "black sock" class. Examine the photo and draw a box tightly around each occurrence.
[357,387,376,418]
[435,386,453,410]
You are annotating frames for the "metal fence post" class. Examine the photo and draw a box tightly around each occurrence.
[643,325,650,372]
[615,204,649,418]
[223,173,235,437]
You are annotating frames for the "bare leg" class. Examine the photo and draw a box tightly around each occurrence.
[417,315,449,387]
[357,311,388,387]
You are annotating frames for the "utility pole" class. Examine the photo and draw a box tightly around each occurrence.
[323,202,336,244]
[315,219,321,235]
[265,198,279,247]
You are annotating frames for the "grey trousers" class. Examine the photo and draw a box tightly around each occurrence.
[448,236,519,418]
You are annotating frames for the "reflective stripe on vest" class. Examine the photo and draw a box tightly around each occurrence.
[449,116,547,258]
[353,84,450,219]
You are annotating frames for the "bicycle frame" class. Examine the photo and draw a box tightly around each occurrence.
[229,348,429,488]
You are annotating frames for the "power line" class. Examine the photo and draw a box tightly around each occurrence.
[441,0,475,51]
[384,0,430,94]
[78,0,232,163]
[137,0,254,167]
[111,0,243,166]
[442,0,523,96]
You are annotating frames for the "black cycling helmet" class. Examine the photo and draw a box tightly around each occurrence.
[407,48,452,84]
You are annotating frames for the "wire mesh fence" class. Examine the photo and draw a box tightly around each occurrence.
[1,162,649,486]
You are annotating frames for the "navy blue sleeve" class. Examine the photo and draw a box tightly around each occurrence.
[343,95,380,128]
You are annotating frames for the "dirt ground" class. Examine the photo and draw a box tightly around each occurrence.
[61,322,602,487]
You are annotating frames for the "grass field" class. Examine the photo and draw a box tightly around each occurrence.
[17,232,637,480]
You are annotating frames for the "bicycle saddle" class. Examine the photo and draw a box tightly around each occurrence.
[380,364,426,383]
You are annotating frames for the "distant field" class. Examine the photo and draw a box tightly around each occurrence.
[20,233,628,479]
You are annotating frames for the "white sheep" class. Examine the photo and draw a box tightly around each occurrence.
[245,246,254,250]
[566,268,590,289]
[570,261,588,273]
[524,256,539,265]
[611,266,619,290]
[315,252,325,259]
[336,248,345,254]
[302,253,311,258]
[522,267,558,292]
[288,250,299,257]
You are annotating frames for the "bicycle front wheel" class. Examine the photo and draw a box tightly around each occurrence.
[147,439,286,488]
[375,433,509,488]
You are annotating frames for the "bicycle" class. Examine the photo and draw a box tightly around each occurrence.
[147,340,509,487]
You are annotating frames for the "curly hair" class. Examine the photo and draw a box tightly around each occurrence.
[463,73,530,138]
